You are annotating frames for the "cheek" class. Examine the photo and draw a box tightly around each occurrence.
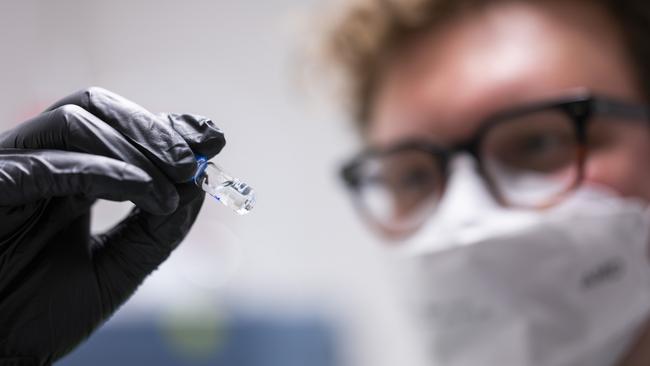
[584,132,650,200]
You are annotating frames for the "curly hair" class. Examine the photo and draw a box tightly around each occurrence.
[322,0,650,129]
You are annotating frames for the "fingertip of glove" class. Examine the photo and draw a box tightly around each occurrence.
[166,113,227,158]
[147,188,180,215]
[170,146,199,183]
[125,166,180,215]
[161,192,181,215]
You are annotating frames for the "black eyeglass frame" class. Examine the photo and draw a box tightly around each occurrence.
[341,92,650,236]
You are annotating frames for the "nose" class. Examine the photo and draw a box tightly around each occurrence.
[403,154,504,251]
[432,154,500,229]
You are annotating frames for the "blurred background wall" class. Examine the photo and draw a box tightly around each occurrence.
[0,1,427,365]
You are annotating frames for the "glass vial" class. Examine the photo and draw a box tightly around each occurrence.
[194,158,256,215]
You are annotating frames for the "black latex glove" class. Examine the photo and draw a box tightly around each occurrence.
[0,87,226,366]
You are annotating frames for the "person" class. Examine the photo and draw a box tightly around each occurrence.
[324,0,650,365]
[0,87,225,365]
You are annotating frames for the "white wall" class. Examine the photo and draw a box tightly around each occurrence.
[0,1,427,365]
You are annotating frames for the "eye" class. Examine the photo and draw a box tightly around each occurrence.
[484,111,577,174]
[398,167,436,190]
[517,132,570,156]
[348,148,445,230]
[480,109,582,208]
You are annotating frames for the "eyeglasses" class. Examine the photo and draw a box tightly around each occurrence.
[340,92,650,238]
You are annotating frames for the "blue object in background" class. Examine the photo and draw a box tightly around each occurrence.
[57,312,339,366]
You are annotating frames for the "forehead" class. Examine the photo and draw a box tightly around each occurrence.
[369,0,642,147]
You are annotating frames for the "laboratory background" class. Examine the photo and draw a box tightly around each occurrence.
[0,1,427,365]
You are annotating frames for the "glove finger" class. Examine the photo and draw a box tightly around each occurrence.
[158,113,226,159]
[91,183,204,315]
[0,149,154,207]
[45,87,196,182]
[0,105,178,214]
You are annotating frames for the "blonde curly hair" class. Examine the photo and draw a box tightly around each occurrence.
[322,0,650,129]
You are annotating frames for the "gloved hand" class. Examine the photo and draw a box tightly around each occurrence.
[0,87,226,366]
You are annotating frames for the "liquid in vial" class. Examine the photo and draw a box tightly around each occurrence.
[194,158,256,215]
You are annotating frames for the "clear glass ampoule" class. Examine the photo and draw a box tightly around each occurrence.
[193,157,256,215]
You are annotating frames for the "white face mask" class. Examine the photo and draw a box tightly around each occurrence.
[401,157,650,366]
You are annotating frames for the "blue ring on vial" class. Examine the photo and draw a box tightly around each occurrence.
[193,155,209,185]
